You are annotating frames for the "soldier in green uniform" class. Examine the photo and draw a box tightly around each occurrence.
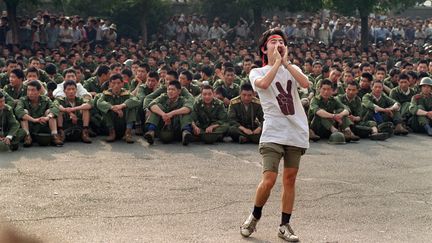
[132,71,161,134]
[362,80,409,135]
[2,69,27,102]
[14,80,63,147]
[191,85,229,144]
[129,63,149,92]
[45,63,64,84]
[408,77,432,136]
[0,59,19,88]
[314,66,344,96]
[27,57,51,83]
[383,68,400,92]
[358,72,373,99]
[143,80,194,145]
[337,82,387,140]
[213,67,240,106]
[179,70,201,96]
[309,79,359,142]
[227,83,264,144]
[307,60,323,88]
[83,65,111,97]
[51,80,92,143]
[0,92,25,151]
[389,73,415,122]
[96,74,140,143]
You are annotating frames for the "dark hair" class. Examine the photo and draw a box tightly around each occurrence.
[346,82,359,89]
[47,81,57,92]
[121,68,133,78]
[96,65,110,77]
[167,70,179,80]
[407,71,418,80]
[376,67,386,73]
[139,63,150,72]
[201,66,213,77]
[26,67,39,77]
[63,68,77,77]
[168,80,181,90]
[110,73,123,82]
[63,80,77,89]
[27,80,42,90]
[6,59,17,66]
[399,73,409,80]
[361,72,373,82]
[147,71,159,80]
[359,62,370,71]
[240,83,253,92]
[320,79,333,88]
[372,80,384,86]
[180,70,193,81]
[11,68,25,80]
[29,56,40,63]
[110,63,121,70]
[224,67,235,74]
[258,28,287,66]
[389,68,400,77]
[45,63,57,75]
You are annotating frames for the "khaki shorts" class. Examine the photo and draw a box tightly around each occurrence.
[259,143,306,173]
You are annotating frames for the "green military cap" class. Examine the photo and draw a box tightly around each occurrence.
[328,131,346,145]
[34,133,52,146]
[419,77,432,87]
[0,141,9,152]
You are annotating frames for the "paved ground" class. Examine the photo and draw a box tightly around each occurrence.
[0,134,431,243]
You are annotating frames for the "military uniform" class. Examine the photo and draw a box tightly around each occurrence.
[51,73,64,84]
[309,95,352,138]
[183,83,201,97]
[212,80,240,100]
[14,95,54,135]
[389,86,415,120]
[0,89,15,107]
[83,76,107,94]
[362,93,404,129]
[0,73,9,88]
[191,96,229,143]
[143,86,194,110]
[146,94,193,143]
[227,96,264,143]
[3,84,27,100]
[0,104,26,150]
[408,93,432,132]
[96,88,140,140]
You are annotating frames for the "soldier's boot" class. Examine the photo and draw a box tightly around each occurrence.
[106,129,116,142]
[182,130,192,146]
[238,135,248,144]
[23,134,32,147]
[123,128,135,144]
[144,131,155,145]
[52,134,64,147]
[424,124,432,136]
[58,128,65,142]
[10,143,19,151]
[344,129,360,142]
[81,128,92,144]
[394,123,409,135]
[309,129,320,142]
[341,129,352,143]
[135,124,143,136]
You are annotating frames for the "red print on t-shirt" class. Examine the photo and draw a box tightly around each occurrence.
[275,80,295,115]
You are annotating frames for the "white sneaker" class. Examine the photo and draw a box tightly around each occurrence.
[278,224,299,242]
[240,213,259,237]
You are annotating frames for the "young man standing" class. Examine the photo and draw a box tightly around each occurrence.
[240,28,310,242]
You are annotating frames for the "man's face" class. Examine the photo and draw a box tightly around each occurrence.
[421,85,432,95]
[265,36,285,58]
[362,66,371,74]
[146,77,159,90]
[319,84,333,99]
[111,66,121,74]
[345,84,358,99]
[167,85,180,100]
[26,85,40,101]
[224,71,235,85]
[7,63,18,72]
[329,70,341,82]
[30,60,40,69]
[343,72,354,83]
[131,64,139,76]
[136,67,147,80]
[398,79,410,91]
[179,74,190,87]
[165,74,176,83]
[243,61,252,74]
[64,73,77,82]
[360,78,371,89]
[9,73,22,86]
[201,89,214,104]
[372,83,383,96]
[65,85,77,100]
[417,63,428,73]
[110,79,123,94]
[26,72,38,81]
[240,90,253,104]
[312,64,322,75]
[375,71,385,81]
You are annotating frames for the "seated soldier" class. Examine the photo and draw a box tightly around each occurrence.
[143,80,194,145]
[53,68,92,99]
[3,69,27,103]
[0,91,25,151]
[389,73,415,124]
[362,80,409,135]
[309,79,359,142]
[409,77,432,136]
[179,70,201,96]
[191,85,229,144]
[51,80,92,143]
[337,82,388,140]
[213,67,240,106]
[228,83,264,144]
[97,74,140,143]
[14,80,63,147]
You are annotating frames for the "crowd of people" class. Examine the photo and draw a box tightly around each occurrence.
[1,10,432,151]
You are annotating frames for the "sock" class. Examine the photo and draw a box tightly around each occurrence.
[146,124,157,131]
[24,129,30,135]
[182,124,192,133]
[126,123,133,129]
[252,206,263,220]
[281,212,291,226]
[51,130,58,135]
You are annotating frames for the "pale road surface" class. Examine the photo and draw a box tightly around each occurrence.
[0,134,431,243]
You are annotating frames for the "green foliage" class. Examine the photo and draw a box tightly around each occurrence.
[323,0,421,16]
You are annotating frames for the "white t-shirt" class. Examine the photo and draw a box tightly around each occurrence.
[249,65,309,149]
